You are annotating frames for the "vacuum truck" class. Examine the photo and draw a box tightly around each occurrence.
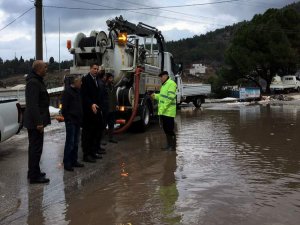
[67,16,211,132]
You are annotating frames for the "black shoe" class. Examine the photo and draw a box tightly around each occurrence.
[83,155,96,163]
[109,138,118,144]
[30,177,50,184]
[73,162,84,167]
[40,172,46,177]
[91,153,103,159]
[27,172,46,179]
[64,166,74,172]
[101,141,107,146]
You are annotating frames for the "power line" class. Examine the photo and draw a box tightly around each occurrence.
[43,2,231,27]
[65,0,218,20]
[0,7,34,32]
[43,0,245,11]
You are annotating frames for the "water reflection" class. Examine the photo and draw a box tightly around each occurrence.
[175,104,300,225]
[27,186,45,225]
[159,153,181,224]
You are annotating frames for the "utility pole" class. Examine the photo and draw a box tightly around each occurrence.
[59,17,61,73]
[35,0,43,60]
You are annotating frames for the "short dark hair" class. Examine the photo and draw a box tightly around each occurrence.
[159,71,169,77]
[106,73,114,78]
[90,62,99,68]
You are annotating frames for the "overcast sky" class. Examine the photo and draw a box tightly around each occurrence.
[0,0,297,61]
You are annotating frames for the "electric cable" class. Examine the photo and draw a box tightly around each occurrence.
[43,0,247,11]
[0,7,34,32]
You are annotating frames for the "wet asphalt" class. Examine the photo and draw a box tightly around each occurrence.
[0,102,300,225]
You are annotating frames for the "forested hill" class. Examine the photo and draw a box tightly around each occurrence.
[165,24,240,68]
[165,2,300,69]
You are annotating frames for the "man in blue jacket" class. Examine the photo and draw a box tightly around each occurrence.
[61,75,84,171]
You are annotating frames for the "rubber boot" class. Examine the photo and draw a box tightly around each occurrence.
[161,134,172,150]
[161,134,171,151]
[170,134,176,151]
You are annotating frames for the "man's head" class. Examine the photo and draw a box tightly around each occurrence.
[70,75,82,89]
[158,71,169,83]
[32,60,47,77]
[106,73,114,84]
[90,63,99,76]
[98,65,106,80]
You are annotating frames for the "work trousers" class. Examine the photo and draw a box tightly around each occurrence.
[160,115,175,136]
[63,122,80,167]
[27,129,44,179]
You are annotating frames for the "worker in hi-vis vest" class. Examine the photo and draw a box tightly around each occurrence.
[151,71,177,151]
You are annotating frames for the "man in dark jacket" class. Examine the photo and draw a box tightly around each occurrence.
[24,60,51,184]
[61,75,84,171]
[106,73,118,143]
[96,67,108,154]
[81,63,104,162]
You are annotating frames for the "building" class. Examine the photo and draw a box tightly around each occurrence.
[189,64,207,77]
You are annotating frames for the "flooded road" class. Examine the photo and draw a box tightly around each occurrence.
[0,103,300,225]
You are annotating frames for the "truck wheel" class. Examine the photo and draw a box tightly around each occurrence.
[138,104,150,132]
[193,97,202,108]
[297,87,300,93]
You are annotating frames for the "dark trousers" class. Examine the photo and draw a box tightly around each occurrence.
[63,122,80,167]
[27,129,44,179]
[161,115,175,136]
[107,111,116,138]
[81,123,100,157]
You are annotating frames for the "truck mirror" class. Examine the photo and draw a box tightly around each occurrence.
[176,63,183,75]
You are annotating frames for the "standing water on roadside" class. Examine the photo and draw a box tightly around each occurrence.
[175,104,300,225]
[0,103,299,225]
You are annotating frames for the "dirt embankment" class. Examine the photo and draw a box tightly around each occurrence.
[0,71,69,88]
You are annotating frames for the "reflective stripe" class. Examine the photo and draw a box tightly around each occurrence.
[168,91,176,95]
[161,94,175,101]
[160,94,168,99]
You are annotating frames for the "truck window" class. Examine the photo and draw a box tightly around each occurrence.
[171,56,183,75]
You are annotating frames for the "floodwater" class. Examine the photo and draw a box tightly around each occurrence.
[0,103,300,225]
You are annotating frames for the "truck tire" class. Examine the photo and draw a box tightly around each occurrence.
[138,103,150,132]
[297,87,300,93]
[193,97,202,108]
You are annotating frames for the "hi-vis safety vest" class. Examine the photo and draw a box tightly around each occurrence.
[154,78,177,117]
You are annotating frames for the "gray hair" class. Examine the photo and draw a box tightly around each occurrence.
[70,75,82,84]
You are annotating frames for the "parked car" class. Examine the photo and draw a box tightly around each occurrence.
[0,99,22,142]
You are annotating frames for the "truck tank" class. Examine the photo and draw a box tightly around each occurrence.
[70,30,134,85]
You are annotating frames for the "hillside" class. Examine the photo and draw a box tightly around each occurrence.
[166,1,300,69]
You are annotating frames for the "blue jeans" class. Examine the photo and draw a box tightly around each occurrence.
[63,122,80,167]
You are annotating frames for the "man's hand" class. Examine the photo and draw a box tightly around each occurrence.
[91,104,99,114]
[151,93,155,99]
[36,125,44,133]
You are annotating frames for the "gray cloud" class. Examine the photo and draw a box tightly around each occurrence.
[0,0,297,60]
